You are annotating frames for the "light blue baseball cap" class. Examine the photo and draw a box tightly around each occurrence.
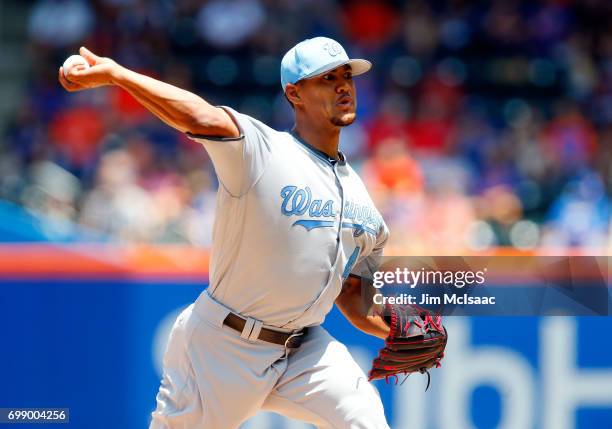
[280,37,371,90]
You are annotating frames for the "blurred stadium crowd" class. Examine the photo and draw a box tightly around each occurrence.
[1,0,611,252]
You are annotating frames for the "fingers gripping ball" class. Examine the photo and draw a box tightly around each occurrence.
[368,303,448,390]
[62,55,90,78]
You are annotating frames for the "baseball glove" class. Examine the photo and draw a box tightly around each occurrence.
[368,303,447,389]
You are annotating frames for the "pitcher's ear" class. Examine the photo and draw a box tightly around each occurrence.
[285,83,302,106]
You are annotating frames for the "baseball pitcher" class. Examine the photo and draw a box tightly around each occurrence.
[59,37,446,429]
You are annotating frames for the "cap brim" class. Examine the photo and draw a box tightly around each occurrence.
[346,59,372,76]
[299,58,372,83]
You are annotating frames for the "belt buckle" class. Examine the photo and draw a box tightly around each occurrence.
[283,331,304,349]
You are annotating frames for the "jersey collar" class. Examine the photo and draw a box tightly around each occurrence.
[290,131,346,166]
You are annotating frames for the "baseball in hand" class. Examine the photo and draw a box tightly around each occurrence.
[62,54,90,77]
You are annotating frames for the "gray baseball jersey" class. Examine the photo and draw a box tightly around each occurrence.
[188,107,389,329]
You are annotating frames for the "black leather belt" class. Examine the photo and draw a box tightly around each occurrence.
[223,313,308,348]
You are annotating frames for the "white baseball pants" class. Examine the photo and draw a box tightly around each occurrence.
[150,291,389,429]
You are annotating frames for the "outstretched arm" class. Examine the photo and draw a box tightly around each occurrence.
[58,47,239,138]
[335,275,390,340]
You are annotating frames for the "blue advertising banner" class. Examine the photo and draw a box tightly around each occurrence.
[1,279,611,429]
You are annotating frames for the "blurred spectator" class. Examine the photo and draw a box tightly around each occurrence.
[363,137,424,194]
[543,173,610,248]
[48,105,106,168]
[21,161,82,241]
[540,100,597,174]
[402,1,439,58]
[365,92,411,154]
[79,149,159,242]
[406,91,457,155]
[28,0,94,47]
[196,0,266,49]
[341,0,400,50]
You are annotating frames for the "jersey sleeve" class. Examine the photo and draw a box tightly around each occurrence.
[350,221,390,280]
[186,106,272,197]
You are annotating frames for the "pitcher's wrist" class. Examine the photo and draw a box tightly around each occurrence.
[109,63,126,86]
